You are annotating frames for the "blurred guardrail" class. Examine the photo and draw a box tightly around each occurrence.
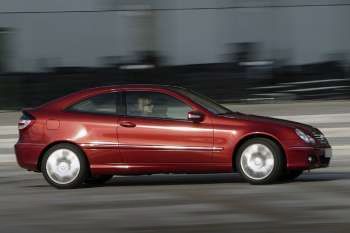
[0,61,349,110]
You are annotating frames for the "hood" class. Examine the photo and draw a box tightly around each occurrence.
[221,112,316,133]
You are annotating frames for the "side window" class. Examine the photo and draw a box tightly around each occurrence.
[125,92,192,120]
[68,93,117,115]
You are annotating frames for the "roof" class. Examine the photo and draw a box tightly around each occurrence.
[83,84,185,92]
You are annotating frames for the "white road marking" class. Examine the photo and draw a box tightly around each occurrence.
[239,61,274,66]
[332,145,350,150]
[0,154,15,162]
[280,78,349,85]
[0,138,17,149]
[240,97,275,101]
[253,93,291,96]
[319,128,350,138]
[0,144,14,149]
[249,85,290,90]
[0,126,18,135]
[285,86,349,93]
[275,113,350,124]
[119,64,155,70]
[0,138,17,143]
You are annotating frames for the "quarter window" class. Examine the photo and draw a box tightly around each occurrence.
[68,93,117,115]
[125,92,192,120]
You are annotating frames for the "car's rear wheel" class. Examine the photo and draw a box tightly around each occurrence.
[85,175,114,185]
[41,143,88,189]
[236,138,284,184]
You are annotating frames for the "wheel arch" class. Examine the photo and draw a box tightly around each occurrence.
[37,141,90,172]
[232,133,286,172]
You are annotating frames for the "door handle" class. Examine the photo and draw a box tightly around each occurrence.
[120,121,136,128]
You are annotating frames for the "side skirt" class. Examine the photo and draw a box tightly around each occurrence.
[90,163,232,175]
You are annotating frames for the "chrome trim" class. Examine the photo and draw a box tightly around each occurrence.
[79,143,223,152]
[80,143,117,149]
[118,144,223,152]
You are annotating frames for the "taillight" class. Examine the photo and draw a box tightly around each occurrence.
[18,112,35,130]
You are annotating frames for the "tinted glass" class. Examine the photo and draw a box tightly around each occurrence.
[172,88,232,115]
[68,93,117,115]
[126,92,192,120]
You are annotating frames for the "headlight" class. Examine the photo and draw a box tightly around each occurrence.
[295,129,315,144]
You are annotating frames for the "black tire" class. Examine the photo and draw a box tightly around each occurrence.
[85,175,114,185]
[282,170,303,181]
[236,138,285,185]
[41,143,89,189]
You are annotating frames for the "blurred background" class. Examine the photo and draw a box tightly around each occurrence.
[0,0,350,108]
[2,1,350,233]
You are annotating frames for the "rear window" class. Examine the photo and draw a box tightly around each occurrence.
[67,93,118,115]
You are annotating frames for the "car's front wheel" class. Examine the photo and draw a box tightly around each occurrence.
[236,138,284,184]
[41,143,88,189]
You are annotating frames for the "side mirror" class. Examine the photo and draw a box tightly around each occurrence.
[187,111,204,123]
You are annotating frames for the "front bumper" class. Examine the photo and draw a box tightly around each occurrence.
[286,146,332,170]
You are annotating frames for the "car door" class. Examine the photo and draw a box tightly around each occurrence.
[64,92,123,165]
[118,90,214,165]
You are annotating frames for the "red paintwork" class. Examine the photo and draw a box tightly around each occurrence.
[15,85,331,175]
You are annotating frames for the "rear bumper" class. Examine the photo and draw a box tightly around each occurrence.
[15,143,45,172]
[286,146,331,170]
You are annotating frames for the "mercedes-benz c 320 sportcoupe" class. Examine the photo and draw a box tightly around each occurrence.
[15,85,332,188]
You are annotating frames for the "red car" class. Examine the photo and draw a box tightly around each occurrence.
[15,85,332,188]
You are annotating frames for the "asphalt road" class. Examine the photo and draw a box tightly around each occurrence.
[1,101,350,233]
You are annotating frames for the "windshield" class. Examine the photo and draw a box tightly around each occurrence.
[172,88,232,115]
